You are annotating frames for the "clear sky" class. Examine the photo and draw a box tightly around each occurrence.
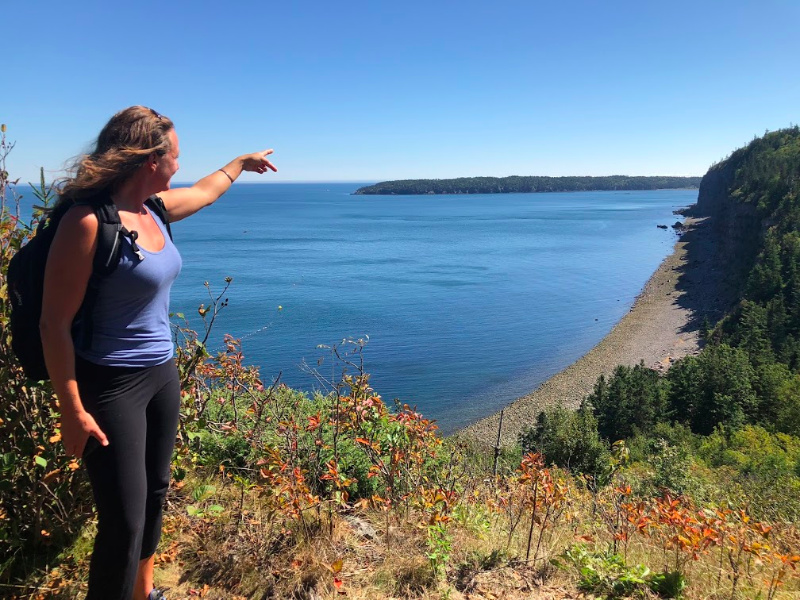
[3,0,798,184]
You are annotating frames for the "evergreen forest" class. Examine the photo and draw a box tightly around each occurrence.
[355,175,702,195]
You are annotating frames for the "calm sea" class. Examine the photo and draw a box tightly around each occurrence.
[12,183,696,433]
[169,184,694,433]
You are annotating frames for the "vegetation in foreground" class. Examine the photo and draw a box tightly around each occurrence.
[1,127,800,599]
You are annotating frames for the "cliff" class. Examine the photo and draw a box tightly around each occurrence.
[694,127,800,289]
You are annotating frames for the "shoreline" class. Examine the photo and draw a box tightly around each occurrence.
[459,215,729,447]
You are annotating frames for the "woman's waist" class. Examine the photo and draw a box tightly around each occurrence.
[75,332,175,368]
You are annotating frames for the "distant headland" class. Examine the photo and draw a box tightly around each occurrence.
[353,175,702,195]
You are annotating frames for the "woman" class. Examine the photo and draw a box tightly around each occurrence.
[40,106,276,600]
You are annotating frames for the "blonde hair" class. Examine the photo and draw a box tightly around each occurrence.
[57,106,174,205]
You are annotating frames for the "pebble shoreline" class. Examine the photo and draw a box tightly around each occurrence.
[458,216,726,447]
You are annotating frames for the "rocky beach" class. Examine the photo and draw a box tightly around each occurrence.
[460,214,734,447]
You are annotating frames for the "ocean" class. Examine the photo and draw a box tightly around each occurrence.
[168,184,695,433]
[11,183,696,433]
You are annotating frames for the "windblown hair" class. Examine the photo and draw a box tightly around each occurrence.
[57,106,174,206]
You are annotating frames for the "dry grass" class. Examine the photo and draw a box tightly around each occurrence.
[13,465,800,600]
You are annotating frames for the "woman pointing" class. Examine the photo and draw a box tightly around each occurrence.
[40,105,276,600]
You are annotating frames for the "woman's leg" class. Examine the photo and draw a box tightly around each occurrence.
[134,555,156,600]
[135,360,181,600]
[79,362,157,600]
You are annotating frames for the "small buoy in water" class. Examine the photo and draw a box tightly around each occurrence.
[278,305,283,311]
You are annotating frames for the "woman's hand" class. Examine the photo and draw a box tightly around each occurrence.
[241,150,277,175]
[61,409,109,457]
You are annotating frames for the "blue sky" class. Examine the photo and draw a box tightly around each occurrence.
[4,0,798,183]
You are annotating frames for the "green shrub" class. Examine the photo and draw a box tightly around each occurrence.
[626,423,702,498]
[774,372,800,436]
[584,361,668,441]
[519,405,609,480]
[752,361,795,427]
[0,140,93,583]
[554,544,685,599]
[626,422,696,462]
[698,424,800,474]
[647,439,694,496]
[697,425,800,520]
[667,345,758,434]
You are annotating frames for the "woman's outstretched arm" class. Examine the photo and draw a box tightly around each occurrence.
[160,150,277,222]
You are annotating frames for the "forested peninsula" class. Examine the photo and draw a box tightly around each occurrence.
[354,175,702,195]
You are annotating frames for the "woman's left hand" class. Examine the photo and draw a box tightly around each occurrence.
[242,150,277,175]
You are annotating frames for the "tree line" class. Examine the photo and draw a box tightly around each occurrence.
[354,175,702,195]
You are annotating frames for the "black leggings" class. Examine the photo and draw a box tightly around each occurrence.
[77,356,180,600]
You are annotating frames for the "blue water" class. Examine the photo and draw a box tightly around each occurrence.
[10,183,695,433]
[167,184,694,433]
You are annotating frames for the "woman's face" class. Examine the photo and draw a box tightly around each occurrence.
[153,129,180,191]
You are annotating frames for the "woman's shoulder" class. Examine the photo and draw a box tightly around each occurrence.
[54,203,100,244]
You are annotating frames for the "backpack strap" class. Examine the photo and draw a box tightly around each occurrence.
[87,200,126,277]
[145,195,173,241]
[72,198,126,351]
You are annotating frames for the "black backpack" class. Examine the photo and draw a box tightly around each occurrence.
[6,195,172,381]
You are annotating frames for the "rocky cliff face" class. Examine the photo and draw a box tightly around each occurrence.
[695,154,761,284]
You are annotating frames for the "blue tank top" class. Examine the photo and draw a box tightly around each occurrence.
[75,207,182,367]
